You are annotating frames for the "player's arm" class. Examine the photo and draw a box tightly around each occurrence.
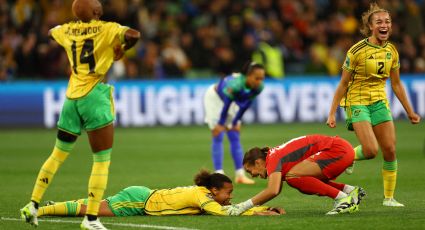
[122,28,140,51]
[231,100,252,127]
[201,200,228,216]
[251,172,282,205]
[390,69,421,124]
[212,96,232,136]
[114,28,140,61]
[114,26,140,61]
[47,25,63,43]
[242,206,285,216]
[225,172,282,215]
[48,29,53,40]
[326,69,351,128]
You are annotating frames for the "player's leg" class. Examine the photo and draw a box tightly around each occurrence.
[326,181,353,193]
[286,139,357,214]
[29,131,77,203]
[105,186,152,217]
[348,120,378,174]
[326,181,366,205]
[352,122,379,160]
[373,121,403,206]
[345,105,378,174]
[85,124,113,221]
[286,160,345,200]
[227,125,254,184]
[78,83,114,229]
[21,97,80,226]
[285,160,355,215]
[38,199,84,217]
[38,198,113,217]
[80,200,115,217]
[204,85,226,174]
[324,137,366,205]
[370,101,403,206]
[212,132,225,174]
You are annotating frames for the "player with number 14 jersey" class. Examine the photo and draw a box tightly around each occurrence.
[50,20,128,99]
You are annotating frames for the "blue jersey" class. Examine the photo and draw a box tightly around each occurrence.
[216,73,264,125]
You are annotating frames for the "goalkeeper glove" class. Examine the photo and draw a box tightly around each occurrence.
[223,199,254,216]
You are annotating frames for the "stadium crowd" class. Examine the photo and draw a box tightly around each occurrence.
[1,0,425,81]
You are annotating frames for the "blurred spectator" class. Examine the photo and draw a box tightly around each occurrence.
[1,0,425,81]
[160,38,190,78]
[14,32,39,78]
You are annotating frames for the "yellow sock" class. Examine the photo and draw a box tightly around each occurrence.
[86,149,111,216]
[37,201,82,217]
[382,160,398,198]
[31,139,74,203]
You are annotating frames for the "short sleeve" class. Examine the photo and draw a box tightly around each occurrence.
[50,25,66,46]
[222,75,243,99]
[104,22,129,45]
[391,46,400,71]
[342,52,355,73]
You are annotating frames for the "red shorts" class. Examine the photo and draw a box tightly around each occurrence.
[307,137,354,180]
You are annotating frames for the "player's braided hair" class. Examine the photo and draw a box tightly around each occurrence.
[360,2,390,37]
[243,147,269,166]
[194,169,232,189]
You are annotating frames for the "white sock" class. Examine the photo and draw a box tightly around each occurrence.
[335,191,348,200]
[343,185,355,194]
[215,169,225,175]
[235,168,245,177]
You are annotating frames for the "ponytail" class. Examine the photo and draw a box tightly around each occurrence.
[243,147,269,166]
[194,169,232,189]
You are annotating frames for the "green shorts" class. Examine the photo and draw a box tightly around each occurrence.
[344,100,393,131]
[105,186,152,217]
[57,83,115,136]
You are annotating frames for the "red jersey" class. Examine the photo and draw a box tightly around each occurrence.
[265,135,336,179]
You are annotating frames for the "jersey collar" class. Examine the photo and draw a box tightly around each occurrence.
[365,38,388,49]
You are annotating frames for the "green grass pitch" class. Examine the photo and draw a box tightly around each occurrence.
[1,121,424,229]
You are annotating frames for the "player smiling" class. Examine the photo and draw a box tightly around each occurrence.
[36,170,284,217]
[224,135,365,215]
[326,3,420,207]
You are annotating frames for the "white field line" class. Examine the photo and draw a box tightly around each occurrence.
[1,217,199,230]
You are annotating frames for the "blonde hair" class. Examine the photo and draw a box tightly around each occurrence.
[359,3,390,37]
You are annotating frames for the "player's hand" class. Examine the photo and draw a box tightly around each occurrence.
[230,123,241,132]
[326,115,336,128]
[222,204,245,216]
[267,207,286,214]
[253,210,280,216]
[212,124,226,137]
[408,112,421,124]
[113,44,125,61]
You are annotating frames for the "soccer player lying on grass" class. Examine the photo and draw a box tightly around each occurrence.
[37,170,285,217]
[224,135,366,215]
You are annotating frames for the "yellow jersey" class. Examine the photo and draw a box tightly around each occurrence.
[50,20,129,99]
[144,186,268,216]
[341,38,400,106]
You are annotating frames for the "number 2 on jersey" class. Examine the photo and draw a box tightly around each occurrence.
[71,39,96,74]
[377,61,384,74]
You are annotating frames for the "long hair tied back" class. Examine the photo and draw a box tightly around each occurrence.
[243,147,269,166]
[360,2,390,37]
[194,169,232,189]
